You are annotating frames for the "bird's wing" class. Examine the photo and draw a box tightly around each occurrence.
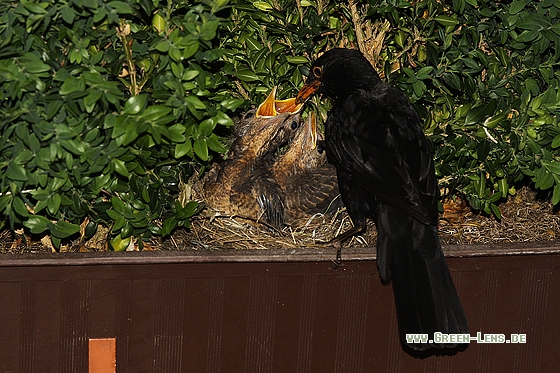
[251,167,286,228]
[326,87,438,225]
[227,165,285,228]
[284,165,342,218]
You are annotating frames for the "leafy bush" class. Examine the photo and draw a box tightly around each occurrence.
[0,0,240,249]
[1,0,559,250]
[226,0,560,218]
[362,0,560,217]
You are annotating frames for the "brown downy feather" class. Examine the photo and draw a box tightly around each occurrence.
[199,88,304,227]
[272,113,343,222]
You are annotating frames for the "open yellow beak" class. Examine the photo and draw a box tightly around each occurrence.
[256,87,305,117]
[275,96,304,114]
[308,112,317,149]
[256,87,278,117]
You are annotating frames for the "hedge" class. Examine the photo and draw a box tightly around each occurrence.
[0,0,559,249]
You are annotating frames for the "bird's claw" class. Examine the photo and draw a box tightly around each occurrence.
[329,237,342,269]
[332,247,342,269]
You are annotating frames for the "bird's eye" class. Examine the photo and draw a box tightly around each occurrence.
[313,66,323,78]
[244,111,255,119]
[291,121,298,130]
[317,146,324,154]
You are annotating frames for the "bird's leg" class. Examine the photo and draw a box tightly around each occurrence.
[328,225,365,269]
[330,237,343,269]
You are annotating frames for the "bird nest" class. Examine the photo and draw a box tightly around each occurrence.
[163,186,560,251]
[166,206,376,251]
[438,187,560,245]
[0,187,558,254]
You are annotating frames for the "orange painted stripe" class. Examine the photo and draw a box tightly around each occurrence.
[89,338,116,373]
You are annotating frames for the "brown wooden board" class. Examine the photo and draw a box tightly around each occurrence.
[0,243,559,372]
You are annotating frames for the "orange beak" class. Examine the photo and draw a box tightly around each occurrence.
[256,87,305,117]
[296,80,322,104]
[308,113,317,149]
[275,97,304,114]
[256,87,278,117]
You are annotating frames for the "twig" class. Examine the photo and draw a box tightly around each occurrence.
[349,1,368,58]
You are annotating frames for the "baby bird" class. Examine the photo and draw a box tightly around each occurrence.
[201,88,303,227]
[272,113,342,222]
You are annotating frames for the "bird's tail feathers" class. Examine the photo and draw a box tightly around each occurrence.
[376,204,469,351]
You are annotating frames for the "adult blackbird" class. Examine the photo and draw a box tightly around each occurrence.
[202,88,303,227]
[296,48,468,351]
[272,113,342,221]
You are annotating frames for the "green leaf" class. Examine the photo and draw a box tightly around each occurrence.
[169,46,181,62]
[253,1,273,11]
[433,15,459,27]
[245,36,262,50]
[542,160,560,175]
[20,53,51,74]
[199,19,220,41]
[477,140,492,162]
[113,158,130,177]
[199,118,216,137]
[61,139,86,155]
[182,42,199,59]
[214,111,234,127]
[123,94,148,115]
[236,68,260,82]
[510,0,529,14]
[168,124,186,142]
[13,197,29,217]
[51,221,80,239]
[59,76,85,95]
[477,172,487,198]
[47,193,62,215]
[206,134,227,153]
[161,216,177,236]
[139,105,173,123]
[51,174,68,191]
[490,203,502,219]
[176,200,199,220]
[108,1,134,14]
[6,162,28,181]
[183,69,200,81]
[286,56,310,64]
[193,138,209,161]
[534,167,553,190]
[110,233,131,252]
[83,90,103,113]
[184,95,207,110]
[24,216,52,234]
[155,41,170,52]
[61,7,75,23]
[23,2,47,14]
[498,178,509,198]
[221,99,246,111]
[553,183,560,205]
[175,141,192,158]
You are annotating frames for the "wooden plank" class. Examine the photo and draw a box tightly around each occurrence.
[0,241,559,267]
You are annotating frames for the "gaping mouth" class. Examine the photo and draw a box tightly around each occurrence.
[307,112,317,149]
[256,87,305,117]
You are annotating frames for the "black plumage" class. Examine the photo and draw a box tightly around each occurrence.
[296,48,468,351]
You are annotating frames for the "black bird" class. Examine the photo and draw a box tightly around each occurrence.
[201,88,303,227]
[272,113,342,222]
[296,48,468,351]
